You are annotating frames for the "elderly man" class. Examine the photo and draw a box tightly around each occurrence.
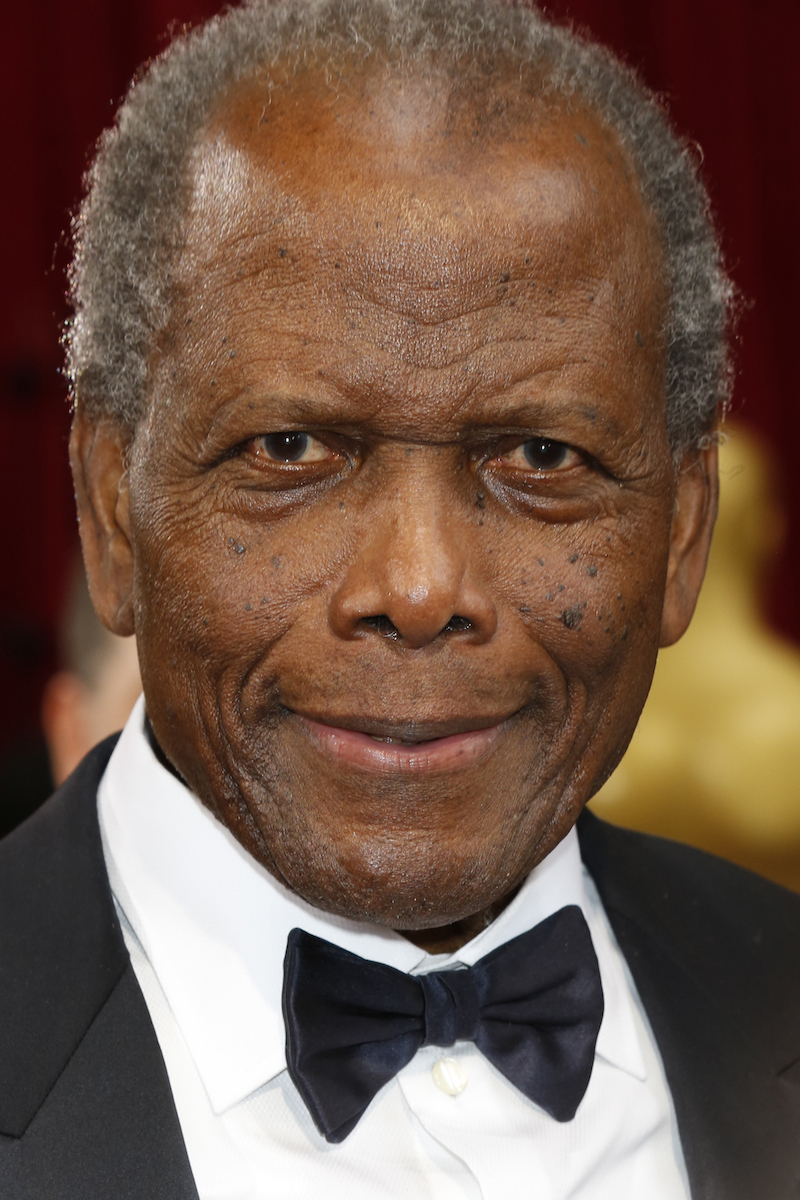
[1,0,798,1196]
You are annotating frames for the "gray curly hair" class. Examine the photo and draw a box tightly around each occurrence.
[67,0,734,453]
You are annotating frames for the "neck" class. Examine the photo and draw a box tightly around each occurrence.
[398,886,521,955]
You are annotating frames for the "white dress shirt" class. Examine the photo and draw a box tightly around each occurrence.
[98,697,690,1199]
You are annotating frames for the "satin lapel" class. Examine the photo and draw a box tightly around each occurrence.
[0,738,198,1199]
[578,810,800,1200]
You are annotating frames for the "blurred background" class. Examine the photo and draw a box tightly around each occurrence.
[2,0,799,883]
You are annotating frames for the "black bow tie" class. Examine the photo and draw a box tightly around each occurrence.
[282,905,604,1143]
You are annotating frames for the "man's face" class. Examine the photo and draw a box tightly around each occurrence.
[82,63,714,935]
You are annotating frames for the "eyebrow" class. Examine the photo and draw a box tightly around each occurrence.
[200,382,628,453]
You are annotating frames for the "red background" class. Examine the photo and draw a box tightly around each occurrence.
[2,0,799,756]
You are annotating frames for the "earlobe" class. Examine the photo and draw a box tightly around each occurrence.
[659,442,719,647]
[70,411,136,636]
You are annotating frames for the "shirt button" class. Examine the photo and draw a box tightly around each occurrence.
[432,1056,468,1095]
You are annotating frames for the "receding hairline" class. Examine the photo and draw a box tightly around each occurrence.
[203,46,641,162]
[68,0,732,451]
[153,60,668,453]
[177,53,667,332]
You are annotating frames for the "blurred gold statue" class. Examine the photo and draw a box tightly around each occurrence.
[591,422,800,892]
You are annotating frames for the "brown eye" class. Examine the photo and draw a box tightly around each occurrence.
[523,439,572,469]
[500,438,582,473]
[253,432,331,463]
[262,432,310,461]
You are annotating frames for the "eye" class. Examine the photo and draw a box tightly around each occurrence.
[501,437,583,472]
[251,432,331,464]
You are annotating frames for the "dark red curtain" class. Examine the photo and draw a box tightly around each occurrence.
[2,0,799,752]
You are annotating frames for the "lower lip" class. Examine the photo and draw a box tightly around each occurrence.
[296,717,505,773]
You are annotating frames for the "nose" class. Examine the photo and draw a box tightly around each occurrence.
[328,488,497,650]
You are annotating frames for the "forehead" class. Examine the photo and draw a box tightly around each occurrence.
[186,58,661,290]
[165,58,666,442]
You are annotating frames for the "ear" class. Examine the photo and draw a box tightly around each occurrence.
[70,411,136,636]
[660,441,719,647]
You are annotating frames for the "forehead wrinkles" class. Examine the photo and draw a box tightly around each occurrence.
[184,61,660,277]
[182,131,659,327]
[169,68,665,413]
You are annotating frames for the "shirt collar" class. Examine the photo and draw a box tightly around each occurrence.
[99,697,647,1114]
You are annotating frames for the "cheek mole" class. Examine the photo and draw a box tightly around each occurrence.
[561,602,587,630]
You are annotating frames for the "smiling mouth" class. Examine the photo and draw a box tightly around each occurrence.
[292,713,510,773]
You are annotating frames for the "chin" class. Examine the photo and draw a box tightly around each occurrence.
[274,836,522,931]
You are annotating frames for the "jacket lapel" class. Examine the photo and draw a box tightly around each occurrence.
[0,738,198,1199]
[578,809,800,1200]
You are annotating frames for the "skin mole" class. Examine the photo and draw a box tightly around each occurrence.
[561,603,587,630]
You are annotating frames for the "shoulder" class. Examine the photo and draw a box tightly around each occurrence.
[0,736,126,1137]
[0,735,122,961]
[577,809,800,1049]
[577,811,800,1198]
[578,806,800,940]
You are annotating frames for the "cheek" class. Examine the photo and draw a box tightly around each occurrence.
[129,484,347,700]
[496,514,671,684]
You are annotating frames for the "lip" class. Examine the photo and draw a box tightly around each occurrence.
[294,714,508,773]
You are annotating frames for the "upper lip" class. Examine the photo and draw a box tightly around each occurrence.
[289,710,517,742]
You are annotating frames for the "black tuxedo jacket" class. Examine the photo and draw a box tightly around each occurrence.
[1,738,799,1198]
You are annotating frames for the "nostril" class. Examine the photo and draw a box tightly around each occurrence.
[360,613,473,642]
[443,616,472,635]
[360,615,400,639]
